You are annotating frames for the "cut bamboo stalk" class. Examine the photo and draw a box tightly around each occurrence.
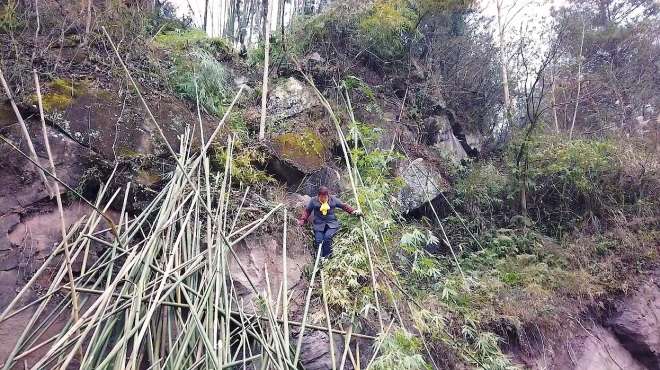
[34,70,82,333]
[293,245,323,366]
[281,208,290,352]
[0,67,52,196]
[320,270,337,370]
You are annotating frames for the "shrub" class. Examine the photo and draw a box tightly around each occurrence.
[169,50,232,115]
[359,0,417,61]
[453,161,508,220]
[155,29,231,55]
[371,329,431,370]
[399,228,443,283]
[522,136,627,235]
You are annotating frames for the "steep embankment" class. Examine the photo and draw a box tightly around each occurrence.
[1,1,659,369]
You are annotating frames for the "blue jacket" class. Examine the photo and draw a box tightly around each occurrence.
[302,196,354,231]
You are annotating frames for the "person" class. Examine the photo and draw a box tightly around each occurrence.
[297,186,362,258]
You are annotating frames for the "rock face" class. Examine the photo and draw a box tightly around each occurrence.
[428,115,468,161]
[228,224,344,370]
[565,325,645,370]
[267,77,320,123]
[517,274,660,370]
[397,158,449,213]
[229,231,310,302]
[610,279,660,369]
[1,105,89,307]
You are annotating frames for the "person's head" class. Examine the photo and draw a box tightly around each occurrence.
[318,186,330,202]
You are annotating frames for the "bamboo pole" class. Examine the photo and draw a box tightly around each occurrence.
[33,70,82,355]
[0,67,52,196]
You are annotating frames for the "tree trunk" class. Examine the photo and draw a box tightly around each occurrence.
[279,0,286,48]
[551,66,559,133]
[259,0,271,140]
[569,19,586,140]
[496,0,512,124]
[83,0,92,44]
[203,0,209,33]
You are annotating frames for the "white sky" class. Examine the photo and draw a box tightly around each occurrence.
[168,0,569,40]
[479,0,567,33]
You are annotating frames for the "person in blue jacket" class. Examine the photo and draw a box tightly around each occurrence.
[297,186,362,258]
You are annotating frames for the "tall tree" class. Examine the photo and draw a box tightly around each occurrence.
[203,0,209,32]
[550,0,659,138]
[495,0,511,121]
[259,0,271,140]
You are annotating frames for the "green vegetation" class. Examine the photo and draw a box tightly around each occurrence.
[371,329,432,370]
[212,140,275,186]
[31,78,88,112]
[359,0,417,60]
[169,50,232,115]
[154,28,232,55]
[318,121,658,368]
[0,0,21,33]
[522,137,627,235]
[154,29,234,115]
[453,161,507,222]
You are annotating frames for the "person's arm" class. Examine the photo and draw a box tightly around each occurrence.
[297,200,313,225]
[336,198,359,215]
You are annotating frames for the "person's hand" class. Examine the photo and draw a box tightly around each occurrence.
[297,219,305,226]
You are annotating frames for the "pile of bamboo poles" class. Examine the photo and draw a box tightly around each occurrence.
[0,126,322,369]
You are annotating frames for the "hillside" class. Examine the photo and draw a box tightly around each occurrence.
[0,1,659,369]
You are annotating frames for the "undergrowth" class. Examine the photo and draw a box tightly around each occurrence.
[154,29,234,115]
[0,0,21,33]
[316,122,658,368]
[211,140,274,186]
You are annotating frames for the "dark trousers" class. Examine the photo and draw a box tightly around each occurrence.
[314,225,338,258]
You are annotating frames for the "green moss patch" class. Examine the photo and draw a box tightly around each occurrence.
[32,78,89,112]
[272,129,326,170]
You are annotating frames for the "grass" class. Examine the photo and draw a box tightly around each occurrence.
[153,27,235,116]
[154,28,232,55]
[169,50,233,115]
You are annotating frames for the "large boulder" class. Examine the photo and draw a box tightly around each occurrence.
[397,158,449,214]
[29,77,215,161]
[263,77,335,187]
[267,77,321,124]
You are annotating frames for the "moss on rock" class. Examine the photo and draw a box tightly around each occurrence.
[32,78,88,112]
[272,129,326,171]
